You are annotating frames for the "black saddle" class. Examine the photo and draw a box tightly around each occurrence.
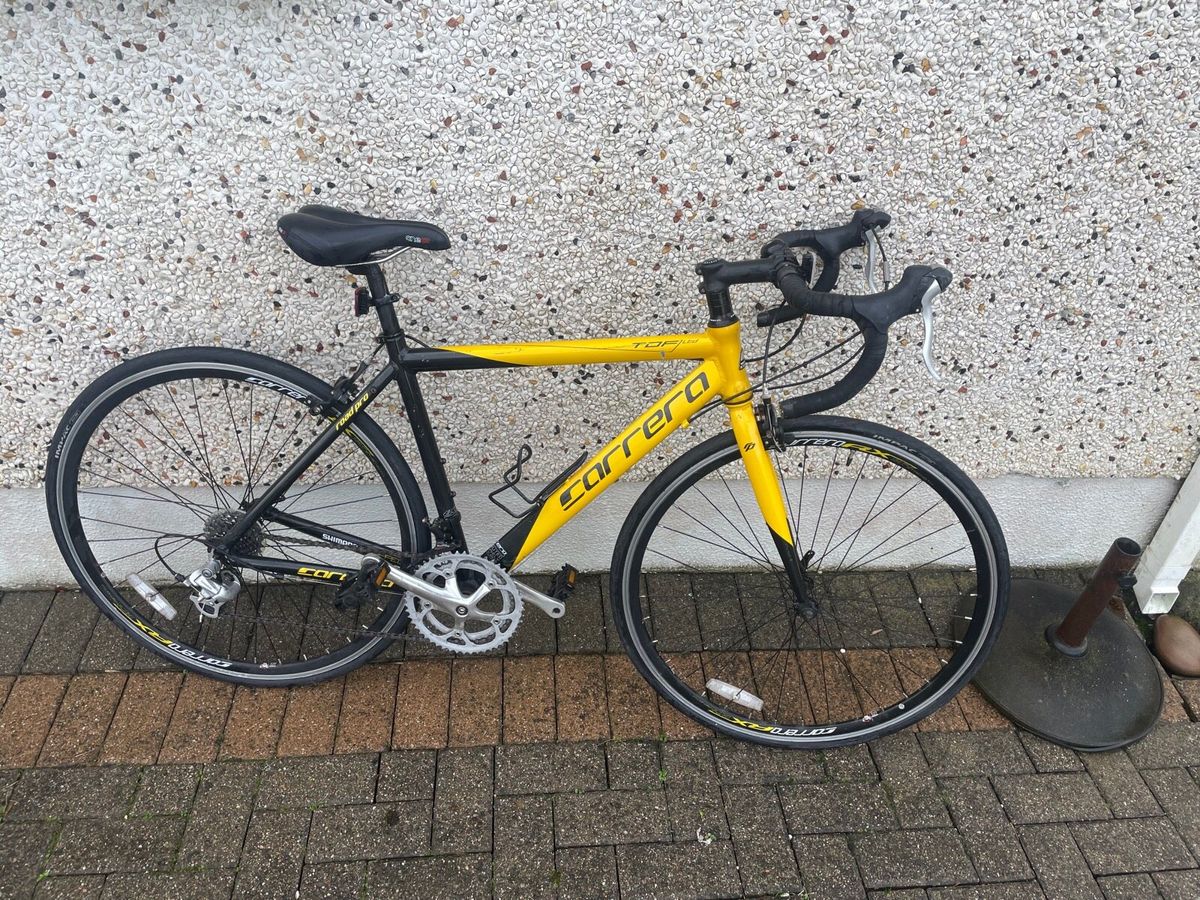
[277,204,450,267]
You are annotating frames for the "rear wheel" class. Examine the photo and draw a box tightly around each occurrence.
[610,415,1009,748]
[45,347,430,685]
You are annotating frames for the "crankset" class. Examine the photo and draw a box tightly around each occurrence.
[401,552,567,654]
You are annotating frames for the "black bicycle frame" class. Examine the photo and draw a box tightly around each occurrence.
[216,263,516,576]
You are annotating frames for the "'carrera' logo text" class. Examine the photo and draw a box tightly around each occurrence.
[559,371,709,511]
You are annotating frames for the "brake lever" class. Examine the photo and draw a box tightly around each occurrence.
[919,280,941,381]
[864,227,891,293]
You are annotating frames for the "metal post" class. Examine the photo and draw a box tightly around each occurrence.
[1047,538,1142,657]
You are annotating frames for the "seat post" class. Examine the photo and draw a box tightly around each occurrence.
[356,263,390,302]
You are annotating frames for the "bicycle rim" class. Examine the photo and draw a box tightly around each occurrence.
[614,417,1006,747]
[48,352,425,683]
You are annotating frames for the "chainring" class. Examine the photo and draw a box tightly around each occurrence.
[403,553,522,654]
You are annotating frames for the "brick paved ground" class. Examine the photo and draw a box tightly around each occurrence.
[1,570,1199,898]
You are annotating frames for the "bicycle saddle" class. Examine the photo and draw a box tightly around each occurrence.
[277,204,450,267]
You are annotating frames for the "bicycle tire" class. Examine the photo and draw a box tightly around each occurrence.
[45,347,430,685]
[610,414,1009,748]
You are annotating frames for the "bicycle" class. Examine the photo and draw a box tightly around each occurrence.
[45,204,1009,748]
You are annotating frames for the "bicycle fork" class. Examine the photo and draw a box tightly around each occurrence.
[726,393,817,618]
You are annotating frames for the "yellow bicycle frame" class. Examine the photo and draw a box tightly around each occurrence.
[440,321,795,567]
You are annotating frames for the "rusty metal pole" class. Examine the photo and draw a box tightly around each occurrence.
[1046,538,1143,657]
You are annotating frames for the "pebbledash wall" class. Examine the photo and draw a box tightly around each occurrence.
[1,1,1197,585]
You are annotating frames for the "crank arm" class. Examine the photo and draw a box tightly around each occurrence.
[381,563,565,620]
[513,580,566,619]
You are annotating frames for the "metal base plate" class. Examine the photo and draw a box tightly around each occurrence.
[968,578,1162,752]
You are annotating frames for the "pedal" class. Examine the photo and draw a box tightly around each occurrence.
[550,564,578,601]
[335,554,387,609]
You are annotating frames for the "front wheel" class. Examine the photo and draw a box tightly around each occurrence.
[610,415,1009,748]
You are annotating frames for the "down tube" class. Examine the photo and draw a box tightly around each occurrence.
[496,360,723,568]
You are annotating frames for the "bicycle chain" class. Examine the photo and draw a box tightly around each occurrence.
[170,535,454,645]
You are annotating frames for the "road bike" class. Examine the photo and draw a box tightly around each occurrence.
[46,204,1009,748]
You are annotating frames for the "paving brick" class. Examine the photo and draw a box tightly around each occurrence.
[1082,751,1162,818]
[711,736,824,785]
[38,673,126,767]
[955,683,1012,731]
[233,808,308,900]
[792,833,867,900]
[1126,723,1200,769]
[852,829,975,890]
[218,685,287,761]
[0,674,68,767]
[725,784,803,895]
[367,853,491,900]
[431,746,493,854]
[377,750,437,802]
[130,764,202,816]
[495,741,607,796]
[1019,823,1103,900]
[501,655,555,744]
[1019,732,1085,773]
[392,660,450,749]
[99,671,181,764]
[662,740,727,841]
[615,841,741,899]
[298,861,365,900]
[1153,869,1200,900]
[5,765,139,821]
[0,820,57,897]
[494,794,555,899]
[158,676,234,764]
[553,789,670,846]
[99,870,236,899]
[308,801,431,863]
[661,739,718,785]
[1071,818,1195,876]
[0,592,53,674]
[33,874,105,900]
[555,845,619,899]
[555,575,606,654]
[1160,672,1190,724]
[941,777,1028,871]
[928,885,1044,899]
[257,753,378,809]
[178,760,261,869]
[780,781,898,834]
[657,652,712,740]
[1096,873,1165,900]
[993,773,1111,824]
[77,617,139,674]
[605,740,661,790]
[49,816,184,875]
[555,654,609,741]
[447,658,501,747]
[24,592,99,675]
[506,582,557,656]
[873,730,951,828]
[336,662,397,753]
[919,731,1033,777]
[1141,768,1200,857]
[276,678,342,757]
[1175,678,1200,721]
[604,654,661,741]
[824,744,880,781]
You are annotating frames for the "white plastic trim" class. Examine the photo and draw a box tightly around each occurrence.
[1134,455,1200,614]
